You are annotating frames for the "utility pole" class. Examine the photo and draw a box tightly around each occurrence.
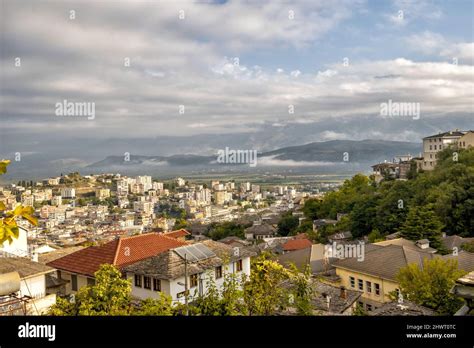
[184,253,189,316]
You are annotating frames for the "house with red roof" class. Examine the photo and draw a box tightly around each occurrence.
[47,233,187,294]
[162,229,191,241]
[282,238,312,253]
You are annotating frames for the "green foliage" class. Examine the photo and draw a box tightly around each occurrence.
[193,272,244,316]
[134,295,174,316]
[398,205,445,250]
[461,241,474,252]
[49,264,132,316]
[287,264,313,315]
[0,160,38,245]
[353,303,368,316]
[277,211,299,236]
[367,229,384,243]
[396,258,466,315]
[243,254,291,315]
[300,148,474,248]
[205,221,246,240]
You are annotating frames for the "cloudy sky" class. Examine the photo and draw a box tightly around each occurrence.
[1,0,473,164]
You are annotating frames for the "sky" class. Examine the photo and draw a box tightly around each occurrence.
[0,0,473,163]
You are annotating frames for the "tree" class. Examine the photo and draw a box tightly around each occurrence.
[398,205,444,250]
[193,271,244,316]
[367,229,384,243]
[134,295,174,316]
[396,258,466,315]
[287,264,313,315]
[49,264,132,315]
[243,254,291,315]
[205,221,246,240]
[277,212,299,236]
[0,160,38,245]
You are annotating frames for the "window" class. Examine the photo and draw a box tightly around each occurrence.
[349,276,355,288]
[71,274,78,291]
[153,278,161,291]
[215,266,223,279]
[434,145,437,150]
[429,145,432,150]
[134,274,142,288]
[190,274,198,288]
[87,278,95,286]
[144,276,151,289]
[57,270,62,280]
[375,283,380,296]
[366,304,373,311]
[235,259,243,272]
[358,279,363,291]
[366,281,372,293]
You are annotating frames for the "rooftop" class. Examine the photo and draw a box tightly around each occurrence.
[0,257,55,279]
[47,233,187,277]
[124,240,256,280]
[423,130,466,139]
[371,301,435,316]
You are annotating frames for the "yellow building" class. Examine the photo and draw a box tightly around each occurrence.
[334,244,435,312]
[333,241,474,313]
[457,131,474,149]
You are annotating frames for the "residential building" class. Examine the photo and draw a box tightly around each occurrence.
[115,178,129,196]
[421,130,466,170]
[60,187,76,199]
[333,243,474,313]
[136,176,152,192]
[0,258,56,315]
[95,188,110,200]
[244,223,276,240]
[457,130,474,149]
[46,233,187,294]
[175,177,186,187]
[124,240,255,304]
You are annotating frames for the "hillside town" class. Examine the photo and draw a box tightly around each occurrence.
[1,130,473,317]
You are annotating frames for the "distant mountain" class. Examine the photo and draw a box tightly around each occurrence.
[261,139,421,163]
[87,139,421,170]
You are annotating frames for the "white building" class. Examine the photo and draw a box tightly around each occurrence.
[0,226,29,257]
[175,177,186,187]
[125,240,255,304]
[115,178,129,196]
[0,258,57,315]
[136,176,153,192]
[60,187,76,199]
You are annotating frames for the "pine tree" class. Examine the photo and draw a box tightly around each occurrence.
[398,205,444,249]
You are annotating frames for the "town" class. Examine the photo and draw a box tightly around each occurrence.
[1,129,473,317]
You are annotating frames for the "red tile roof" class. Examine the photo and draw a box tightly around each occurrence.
[282,238,312,251]
[163,229,191,239]
[47,233,187,277]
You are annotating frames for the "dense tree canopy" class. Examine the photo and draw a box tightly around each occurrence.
[396,258,466,315]
[302,147,474,246]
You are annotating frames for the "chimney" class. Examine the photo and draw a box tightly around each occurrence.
[416,239,430,249]
[326,295,331,309]
[31,252,38,263]
[340,286,347,299]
